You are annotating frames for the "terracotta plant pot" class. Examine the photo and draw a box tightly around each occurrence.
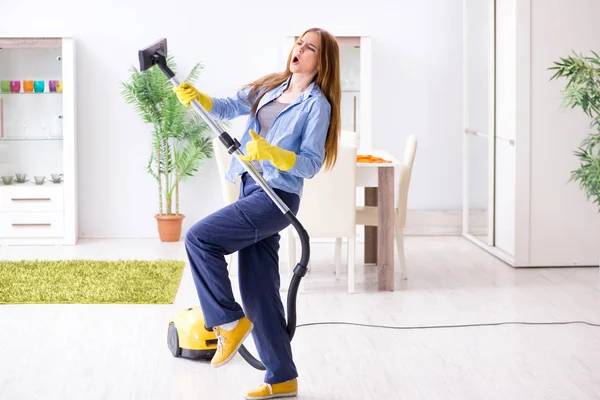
[155,214,185,242]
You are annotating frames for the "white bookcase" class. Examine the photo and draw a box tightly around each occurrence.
[0,37,78,245]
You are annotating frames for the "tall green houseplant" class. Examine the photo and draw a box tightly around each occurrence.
[550,51,600,211]
[121,57,214,241]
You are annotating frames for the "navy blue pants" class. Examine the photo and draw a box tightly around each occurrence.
[185,172,300,384]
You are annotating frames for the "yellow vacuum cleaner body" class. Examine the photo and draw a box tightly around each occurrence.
[168,306,217,359]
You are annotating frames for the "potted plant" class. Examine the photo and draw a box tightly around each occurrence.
[121,57,214,241]
[550,51,600,211]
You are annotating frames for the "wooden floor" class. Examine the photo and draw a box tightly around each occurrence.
[1,236,600,399]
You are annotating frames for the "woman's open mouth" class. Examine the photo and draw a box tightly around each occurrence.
[292,55,300,65]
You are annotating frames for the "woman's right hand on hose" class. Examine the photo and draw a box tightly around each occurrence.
[172,82,213,111]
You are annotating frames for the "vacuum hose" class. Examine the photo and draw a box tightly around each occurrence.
[239,211,310,370]
[138,38,310,371]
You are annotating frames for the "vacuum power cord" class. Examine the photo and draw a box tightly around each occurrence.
[296,320,600,330]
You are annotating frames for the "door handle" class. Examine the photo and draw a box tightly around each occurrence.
[465,128,515,146]
[11,223,52,227]
[464,128,487,137]
[11,198,52,201]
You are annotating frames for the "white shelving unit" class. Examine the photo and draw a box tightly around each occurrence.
[0,37,78,245]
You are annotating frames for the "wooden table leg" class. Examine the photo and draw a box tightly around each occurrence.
[364,187,377,264]
[378,167,395,291]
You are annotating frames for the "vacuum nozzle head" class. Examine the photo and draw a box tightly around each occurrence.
[138,38,174,78]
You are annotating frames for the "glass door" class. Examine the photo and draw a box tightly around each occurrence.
[338,37,360,135]
[0,41,64,182]
[463,0,495,246]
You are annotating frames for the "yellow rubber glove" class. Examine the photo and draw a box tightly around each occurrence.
[239,130,296,171]
[172,82,213,111]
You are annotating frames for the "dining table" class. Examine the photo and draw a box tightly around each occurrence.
[355,149,402,291]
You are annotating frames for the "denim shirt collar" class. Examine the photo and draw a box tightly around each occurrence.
[257,75,322,111]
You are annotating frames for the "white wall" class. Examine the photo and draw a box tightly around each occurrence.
[529,0,600,265]
[2,0,464,238]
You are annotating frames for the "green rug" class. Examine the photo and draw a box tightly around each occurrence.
[0,260,185,304]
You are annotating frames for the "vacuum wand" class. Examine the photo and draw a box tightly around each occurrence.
[139,38,309,371]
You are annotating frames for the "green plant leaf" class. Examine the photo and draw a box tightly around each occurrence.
[121,57,218,215]
[551,51,600,212]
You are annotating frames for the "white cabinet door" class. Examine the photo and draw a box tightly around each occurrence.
[0,185,63,212]
[493,0,518,257]
[0,212,64,238]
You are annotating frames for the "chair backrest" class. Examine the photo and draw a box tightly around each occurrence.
[396,134,418,227]
[295,140,357,238]
[212,137,240,205]
[340,130,359,147]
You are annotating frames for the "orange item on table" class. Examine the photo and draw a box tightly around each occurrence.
[356,154,391,163]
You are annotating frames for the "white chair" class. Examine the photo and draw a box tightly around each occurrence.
[340,129,359,147]
[287,134,358,293]
[212,137,240,205]
[355,134,417,280]
[212,137,240,267]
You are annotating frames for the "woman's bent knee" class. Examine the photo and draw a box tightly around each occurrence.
[185,219,210,247]
[185,218,230,255]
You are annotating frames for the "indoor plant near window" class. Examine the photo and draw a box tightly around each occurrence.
[121,57,214,241]
[550,51,600,211]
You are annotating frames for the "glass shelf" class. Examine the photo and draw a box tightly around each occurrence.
[0,92,62,95]
[0,137,63,141]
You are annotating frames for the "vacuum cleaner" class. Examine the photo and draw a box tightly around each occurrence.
[138,38,310,370]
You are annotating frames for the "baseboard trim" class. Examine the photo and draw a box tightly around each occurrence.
[405,209,483,236]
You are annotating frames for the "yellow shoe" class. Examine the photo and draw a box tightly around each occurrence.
[211,316,253,367]
[245,378,298,399]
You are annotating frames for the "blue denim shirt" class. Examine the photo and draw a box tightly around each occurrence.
[208,77,331,197]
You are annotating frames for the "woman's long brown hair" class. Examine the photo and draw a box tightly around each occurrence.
[243,28,341,171]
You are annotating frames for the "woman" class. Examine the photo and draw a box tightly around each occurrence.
[173,27,341,399]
